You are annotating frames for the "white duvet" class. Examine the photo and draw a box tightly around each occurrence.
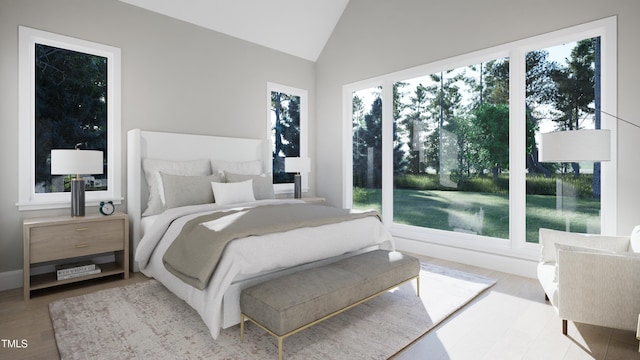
[134,199,394,339]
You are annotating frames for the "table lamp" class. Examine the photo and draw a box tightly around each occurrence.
[284,157,310,199]
[51,147,104,216]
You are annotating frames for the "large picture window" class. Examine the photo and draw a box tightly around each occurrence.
[18,27,121,210]
[344,17,616,257]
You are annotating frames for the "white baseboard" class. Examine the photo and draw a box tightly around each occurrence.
[1,240,538,292]
[395,236,538,279]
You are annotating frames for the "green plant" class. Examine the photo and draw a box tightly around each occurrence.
[352,187,370,203]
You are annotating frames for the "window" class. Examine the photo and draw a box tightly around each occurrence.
[268,82,308,194]
[525,38,604,242]
[352,86,383,214]
[344,17,616,257]
[390,59,510,239]
[18,26,121,210]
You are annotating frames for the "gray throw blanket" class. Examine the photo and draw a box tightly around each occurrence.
[163,203,380,289]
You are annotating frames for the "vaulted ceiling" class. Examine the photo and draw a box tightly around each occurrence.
[119,0,350,62]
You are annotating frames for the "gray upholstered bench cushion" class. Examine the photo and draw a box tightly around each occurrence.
[240,249,420,336]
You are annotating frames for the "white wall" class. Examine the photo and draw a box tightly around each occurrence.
[0,0,316,280]
[316,0,640,235]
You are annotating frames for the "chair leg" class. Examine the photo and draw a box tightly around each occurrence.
[562,319,568,335]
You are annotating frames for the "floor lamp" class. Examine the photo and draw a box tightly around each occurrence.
[539,111,638,231]
[539,110,639,163]
[51,147,104,217]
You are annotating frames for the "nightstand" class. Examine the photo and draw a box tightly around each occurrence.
[23,212,129,299]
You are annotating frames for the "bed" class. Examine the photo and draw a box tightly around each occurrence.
[127,129,394,339]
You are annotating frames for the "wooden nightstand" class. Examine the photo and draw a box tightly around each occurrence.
[23,212,129,299]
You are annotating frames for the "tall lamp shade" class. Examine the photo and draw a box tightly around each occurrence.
[284,157,310,199]
[539,129,611,162]
[51,149,104,216]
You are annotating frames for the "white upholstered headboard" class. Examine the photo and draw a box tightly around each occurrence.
[126,129,268,271]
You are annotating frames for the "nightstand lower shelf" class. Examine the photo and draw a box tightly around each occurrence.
[29,262,126,292]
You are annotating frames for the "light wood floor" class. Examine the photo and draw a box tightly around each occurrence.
[1,258,638,360]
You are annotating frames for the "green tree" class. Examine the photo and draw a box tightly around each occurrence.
[471,104,510,180]
[352,90,383,188]
[393,82,409,175]
[352,94,368,187]
[550,39,597,174]
[406,84,431,173]
[272,91,301,183]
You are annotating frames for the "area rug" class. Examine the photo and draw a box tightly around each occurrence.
[49,263,496,360]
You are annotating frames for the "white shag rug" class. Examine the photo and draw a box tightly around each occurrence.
[50,263,496,359]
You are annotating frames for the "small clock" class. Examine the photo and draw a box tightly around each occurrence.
[99,201,115,216]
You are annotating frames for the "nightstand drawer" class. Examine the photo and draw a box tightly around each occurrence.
[29,219,124,263]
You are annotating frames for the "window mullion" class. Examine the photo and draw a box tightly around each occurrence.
[509,49,528,250]
[381,81,394,226]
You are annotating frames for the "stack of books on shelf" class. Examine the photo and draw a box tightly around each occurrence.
[56,260,101,280]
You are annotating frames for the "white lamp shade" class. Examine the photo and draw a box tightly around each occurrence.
[284,157,310,174]
[539,129,611,162]
[51,149,104,175]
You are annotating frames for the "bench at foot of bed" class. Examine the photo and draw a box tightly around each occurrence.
[239,249,421,360]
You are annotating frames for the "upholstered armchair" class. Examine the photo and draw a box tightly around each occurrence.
[537,226,640,334]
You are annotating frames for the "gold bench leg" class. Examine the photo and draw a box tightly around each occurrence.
[278,336,283,360]
[240,313,245,341]
[416,275,420,297]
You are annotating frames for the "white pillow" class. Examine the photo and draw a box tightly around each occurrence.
[630,225,640,253]
[210,180,256,205]
[142,158,211,216]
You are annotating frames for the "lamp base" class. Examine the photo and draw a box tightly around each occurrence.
[71,179,85,217]
[293,174,302,199]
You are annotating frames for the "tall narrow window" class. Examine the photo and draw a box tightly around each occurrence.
[18,26,121,210]
[352,87,382,214]
[268,83,308,194]
[35,43,108,194]
[525,38,603,242]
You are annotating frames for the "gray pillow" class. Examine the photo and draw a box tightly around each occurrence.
[161,173,221,209]
[142,158,211,216]
[224,172,275,200]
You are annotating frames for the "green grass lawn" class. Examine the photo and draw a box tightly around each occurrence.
[353,188,601,243]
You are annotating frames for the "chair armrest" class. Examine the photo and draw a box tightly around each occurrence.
[558,250,640,331]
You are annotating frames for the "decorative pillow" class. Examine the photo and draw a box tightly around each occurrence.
[161,173,221,209]
[211,159,262,180]
[224,172,275,200]
[210,180,256,205]
[630,225,640,253]
[142,158,211,216]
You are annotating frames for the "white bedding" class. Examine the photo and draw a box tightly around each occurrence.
[134,199,394,339]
